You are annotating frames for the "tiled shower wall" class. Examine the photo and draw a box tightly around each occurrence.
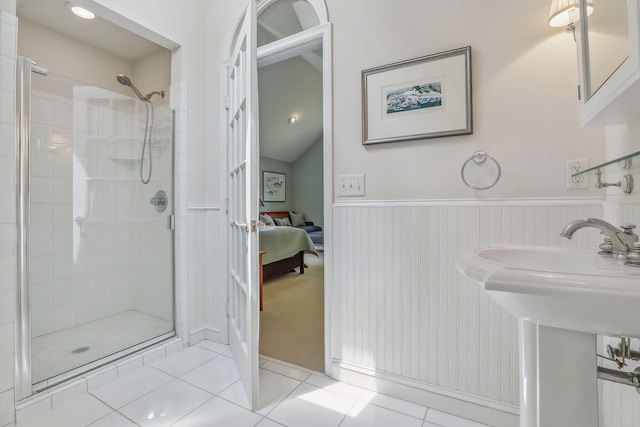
[28,85,174,337]
[0,11,16,427]
[0,13,189,424]
[331,201,603,410]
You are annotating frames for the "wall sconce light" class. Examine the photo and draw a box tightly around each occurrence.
[548,0,594,31]
[288,115,297,124]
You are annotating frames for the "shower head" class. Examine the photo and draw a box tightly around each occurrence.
[116,73,131,86]
[116,73,146,102]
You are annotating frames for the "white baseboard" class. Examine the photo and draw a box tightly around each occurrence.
[332,360,519,427]
[189,326,226,346]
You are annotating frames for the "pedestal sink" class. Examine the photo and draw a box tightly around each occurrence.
[457,245,640,427]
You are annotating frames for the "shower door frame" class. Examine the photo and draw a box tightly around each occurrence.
[14,56,177,400]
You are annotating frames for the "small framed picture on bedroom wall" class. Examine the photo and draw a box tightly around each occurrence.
[263,171,286,202]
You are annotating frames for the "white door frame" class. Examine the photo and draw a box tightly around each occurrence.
[256,22,333,374]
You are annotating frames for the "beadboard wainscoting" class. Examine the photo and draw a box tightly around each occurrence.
[331,200,604,423]
[186,205,227,345]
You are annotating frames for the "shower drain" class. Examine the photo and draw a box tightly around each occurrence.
[71,346,90,354]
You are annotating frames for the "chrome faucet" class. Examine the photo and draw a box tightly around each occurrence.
[560,218,638,256]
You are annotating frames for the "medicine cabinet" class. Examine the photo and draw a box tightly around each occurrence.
[576,0,640,127]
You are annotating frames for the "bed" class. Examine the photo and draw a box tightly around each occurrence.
[261,210,324,251]
[258,225,318,281]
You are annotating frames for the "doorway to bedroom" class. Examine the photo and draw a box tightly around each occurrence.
[256,1,326,372]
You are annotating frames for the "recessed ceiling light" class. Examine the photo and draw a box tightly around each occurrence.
[65,2,95,20]
[288,115,297,124]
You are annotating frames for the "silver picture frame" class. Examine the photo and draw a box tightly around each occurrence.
[362,46,472,145]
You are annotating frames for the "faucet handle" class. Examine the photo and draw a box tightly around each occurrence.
[599,235,613,256]
[621,224,637,234]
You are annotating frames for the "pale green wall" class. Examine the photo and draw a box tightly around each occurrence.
[292,138,323,227]
[260,156,294,211]
[260,139,323,227]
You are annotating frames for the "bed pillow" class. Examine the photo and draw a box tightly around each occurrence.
[260,214,275,226]
[274,217,291,226]
[290,212,305,226]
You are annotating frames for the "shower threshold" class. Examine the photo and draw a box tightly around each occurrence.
[31,310,173,389]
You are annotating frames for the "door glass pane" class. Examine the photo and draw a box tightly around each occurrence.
[29,71,174,384]
[258,0,319,47]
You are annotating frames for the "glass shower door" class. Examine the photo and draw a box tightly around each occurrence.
[22,62,175,388]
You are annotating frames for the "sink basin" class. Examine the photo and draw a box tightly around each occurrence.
[457,245,640,337]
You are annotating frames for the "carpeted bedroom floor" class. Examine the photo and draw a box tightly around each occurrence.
[259,252,324,372]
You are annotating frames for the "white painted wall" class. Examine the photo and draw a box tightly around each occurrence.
[18,20,134,96]
[328,0,605,201]
[132,49,171,105]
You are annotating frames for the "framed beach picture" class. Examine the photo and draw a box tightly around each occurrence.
[263,171,286,202]
[362,46,472,145]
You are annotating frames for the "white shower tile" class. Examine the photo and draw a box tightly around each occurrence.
[0,89,13,125]
[0,323,13,358]
[29,228,54,257]
[0,123,13,157]
[0,17,17,57]
[28,255,53,284]
[0,256,13,291]
[0,56,14,91]
[0,290,13,325]
[0,355,12,393]
[0,190,13,224]
[0,225,12,258]
[0,389,15,427]
[0,157,12,190]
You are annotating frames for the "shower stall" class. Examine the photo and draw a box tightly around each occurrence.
[15,57,175,398]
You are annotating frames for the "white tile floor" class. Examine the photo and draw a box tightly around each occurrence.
[16,341,493,427]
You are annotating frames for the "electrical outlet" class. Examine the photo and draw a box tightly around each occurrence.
[566,159,590,189]
[338,174,365,196]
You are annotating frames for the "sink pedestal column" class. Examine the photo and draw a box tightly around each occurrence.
[519,320,598,427]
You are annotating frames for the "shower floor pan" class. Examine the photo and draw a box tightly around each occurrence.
[31,310,172,385]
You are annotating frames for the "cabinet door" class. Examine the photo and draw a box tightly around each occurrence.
[577,0,640,126]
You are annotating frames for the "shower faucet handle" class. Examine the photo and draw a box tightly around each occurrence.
[150,190,168,213]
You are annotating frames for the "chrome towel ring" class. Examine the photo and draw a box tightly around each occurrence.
[461,150,501,190]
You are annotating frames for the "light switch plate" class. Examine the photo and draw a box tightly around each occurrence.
[338,174,365,196]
